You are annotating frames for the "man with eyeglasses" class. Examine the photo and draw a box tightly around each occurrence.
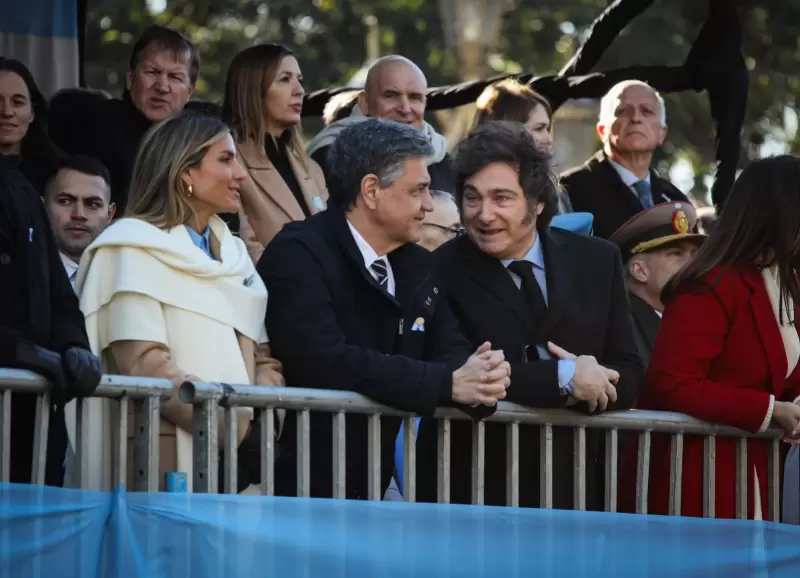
[418,190,463,251]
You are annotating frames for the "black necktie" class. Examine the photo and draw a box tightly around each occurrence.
[507,260,547,334]
[370,259,389,290]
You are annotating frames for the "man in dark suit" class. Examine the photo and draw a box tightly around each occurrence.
[0,154,102,486]
[609,201,705,367]
[258,118,509,500]
[417,121,643,510]
[560,80,689,239]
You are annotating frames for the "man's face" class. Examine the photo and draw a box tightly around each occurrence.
[126,44,194,122]
[419,195,462,251]
[45,168,115,262]
[367,157,432,246]
[462,162,541,260]
[630,240,699,299]
[361,62,427,130]
[598,85,666,155]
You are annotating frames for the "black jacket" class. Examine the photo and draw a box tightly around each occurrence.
[416,228,643,509]
[49,92,153,214]
[312,145,456,194]
[628,291,661,369]
[258,204,490,499]
[560,150,690,240]
[0,155,90,485]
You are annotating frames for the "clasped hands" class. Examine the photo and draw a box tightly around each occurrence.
[452,342,511,407]
[547,342,619,413]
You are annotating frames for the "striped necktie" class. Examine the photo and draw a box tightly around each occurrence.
[370,259,388,289]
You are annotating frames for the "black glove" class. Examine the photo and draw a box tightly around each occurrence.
[61,347,102,400]
[13,339,69,397]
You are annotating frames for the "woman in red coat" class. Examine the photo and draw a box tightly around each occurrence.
[631,155,800,519]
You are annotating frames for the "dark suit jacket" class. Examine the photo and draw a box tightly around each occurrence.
[416,227,643,509]
[560,150,690,240]
[49,92,153,215]
[258,203,490,499]
[0,156,90,486]
[628,291,661,368]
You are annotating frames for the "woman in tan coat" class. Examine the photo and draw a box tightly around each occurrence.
[223,43,327,264]
[75,113,283,492]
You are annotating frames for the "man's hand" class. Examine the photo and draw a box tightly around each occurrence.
[452,341,510,406]
[548,342,618,412]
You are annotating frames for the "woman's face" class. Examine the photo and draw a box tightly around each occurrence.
[0,71,34,153]
[525,104,553,154]
[184,133,247,216]
[265,56,305,131]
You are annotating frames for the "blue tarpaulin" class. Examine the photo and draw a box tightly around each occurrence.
[1,482,800,577]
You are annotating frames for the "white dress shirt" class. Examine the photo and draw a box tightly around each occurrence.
[347,220,396,296]
[60,252,79,289]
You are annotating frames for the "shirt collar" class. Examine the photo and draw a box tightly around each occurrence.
[185,224,212,247]
[60,251,79,272]
[347,219,384,268]
[608,157,650,187]
[500,232,545,270]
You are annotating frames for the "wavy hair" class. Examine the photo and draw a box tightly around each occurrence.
[125,112,230,229]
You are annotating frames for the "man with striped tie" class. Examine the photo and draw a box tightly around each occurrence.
[259,118,510,500]
[560,80,689,240]
[44,155,114,288]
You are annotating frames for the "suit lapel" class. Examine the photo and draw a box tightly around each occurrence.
[537,228,574,340]
[288,152,323,214]
[459,236,535,335]
[589,151,644,214]
[238,140,306,222]
[742,268,788,395]
[327,206,401,309]
[628,292,661,352]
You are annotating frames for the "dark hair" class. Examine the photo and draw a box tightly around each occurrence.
[49,154,111,190]
[326,118,433,209]
[662,155,800,320]
[129,25,200,84]
[473,79,552,128]
[0,58,61,192]
[453,121,559,230]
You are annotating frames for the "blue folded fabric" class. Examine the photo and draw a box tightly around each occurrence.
[3,482,800,578]
[551,212,594,235]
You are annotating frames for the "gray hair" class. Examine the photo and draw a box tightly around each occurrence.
[326,118,434,209]
[598,80,666,128]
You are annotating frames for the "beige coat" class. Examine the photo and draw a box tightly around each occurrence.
[73,216,282,492]
[237,139,328,263]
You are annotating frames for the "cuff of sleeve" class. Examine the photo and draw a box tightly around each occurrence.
[757,395,775,433]
[558,359,576,395]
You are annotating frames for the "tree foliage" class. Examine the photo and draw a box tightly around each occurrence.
[84,0,800,194]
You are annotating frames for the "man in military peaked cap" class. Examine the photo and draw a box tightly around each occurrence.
[610,201,705,367]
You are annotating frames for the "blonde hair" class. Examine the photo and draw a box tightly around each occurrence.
[125,113,230,228]
[222,43,309,170]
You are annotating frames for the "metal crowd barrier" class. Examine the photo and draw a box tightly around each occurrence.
[179,381,784,521]
[0,370,785,522]
[0,369,173,490]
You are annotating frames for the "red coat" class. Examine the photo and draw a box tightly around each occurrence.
[621,264,800,519]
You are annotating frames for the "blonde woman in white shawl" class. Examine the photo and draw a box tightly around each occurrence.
[73,112,284,493]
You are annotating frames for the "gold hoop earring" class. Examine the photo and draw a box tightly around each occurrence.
[187,184,193,197]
